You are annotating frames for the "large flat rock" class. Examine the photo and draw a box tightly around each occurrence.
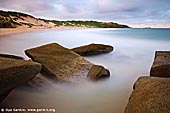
[125,76,170,113]
[150,51,170,77]
[71,43,113,56]
[25,43,94,82]
[25,43,110,82]
[0,57,42,103]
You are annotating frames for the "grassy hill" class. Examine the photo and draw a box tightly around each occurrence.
[0,10,129,28]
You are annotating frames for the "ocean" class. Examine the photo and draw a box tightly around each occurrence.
[0,28,170,113]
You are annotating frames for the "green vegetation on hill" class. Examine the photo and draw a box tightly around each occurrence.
[0,20,16,28]
[0,10,34,18]
[0,10,129,28]
[52,20,129,28]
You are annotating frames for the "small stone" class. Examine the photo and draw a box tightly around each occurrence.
[87,65,110,80]
[71,43,113,56]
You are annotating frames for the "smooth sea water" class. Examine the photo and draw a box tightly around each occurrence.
[0,28,170,113]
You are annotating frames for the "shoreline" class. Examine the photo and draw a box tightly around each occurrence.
[0,26,87,36]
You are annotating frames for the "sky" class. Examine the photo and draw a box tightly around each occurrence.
[0,0,170,28]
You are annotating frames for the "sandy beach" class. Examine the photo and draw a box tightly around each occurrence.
[0,26,87,36]
[0,28,39,36]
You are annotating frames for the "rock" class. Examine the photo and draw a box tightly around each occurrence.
[28,74,49,88]
[0,90,11,103]
[125,76,170,113]
[71,43,113,56]
[25,43,93,82]
[0,53,24,60]
[87,65,110,80]
[0,57,42,103]
[150,51,170,77]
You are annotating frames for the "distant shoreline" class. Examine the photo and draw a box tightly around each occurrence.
[1,27,170,37]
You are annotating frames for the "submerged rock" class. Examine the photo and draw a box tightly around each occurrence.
[25,43,93,82]
[87,65,110,80]
[150,51,170,77]
[0,53,24,60]
[125,76,170,113]
[71,43,113,56]
[0,57,42,103]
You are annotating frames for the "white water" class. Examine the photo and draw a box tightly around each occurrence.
[0,28,170,113]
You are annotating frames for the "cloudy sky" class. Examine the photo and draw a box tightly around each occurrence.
[0,0,170,28]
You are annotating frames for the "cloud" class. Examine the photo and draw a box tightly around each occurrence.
[0,0,56,16]
[0,0,170,27]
